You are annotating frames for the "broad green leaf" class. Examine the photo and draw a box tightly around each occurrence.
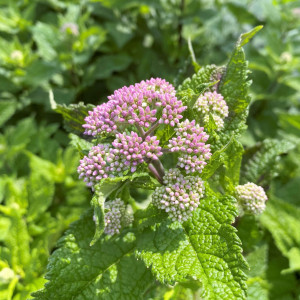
[202,136,235,180]
[177,65,222,120]
[241,139,295,185]
[0,99,18,127]
[50,96,94,136]
[260,198,300,273]
[238,26,263,47]
[90,176,138,245]
[0,206,30,274]
[223,139,244,186]
[27,169,55,222]
[32,210,153,300]
[245,243,268,300]
[218,39,251,146]
[69,133,93,156]
[136,195,248,299]
[84,54,132,85]
[266,242,300,299]
[32,22,58,61]
[25,60,59,86]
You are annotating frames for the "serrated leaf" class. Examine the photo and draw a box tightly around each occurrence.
[32,210,153,300]
[241,139,295,185]
[136,195,248,299]
[238,26,263,47]
[260,197,300,273]
[69,133,93,156]
[50,96,94,136]
[27,169,55,222]
[0,99,18,127]
[0,206,30,273]
[90,178,127,246]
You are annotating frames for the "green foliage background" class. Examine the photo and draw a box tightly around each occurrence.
[0,0,299,299]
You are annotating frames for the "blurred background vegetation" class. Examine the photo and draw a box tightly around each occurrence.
[0,0,299,299]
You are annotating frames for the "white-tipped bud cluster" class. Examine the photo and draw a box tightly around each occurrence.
[235,182,268,215]
[104,199,133,235]
[152,168,205,222]
[194,91,228,131]
[168,120,211,173]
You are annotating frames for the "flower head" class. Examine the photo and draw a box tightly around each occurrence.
[235,182,268,215]
[83,78,186,137]
[83,102,118,136]
[77,144,111,188]
[152,168,205,222]
[78,131,163,188]
[168,119,211,173]
[194,91,228,130]
[104,199,132,235]
[110,131,163,173]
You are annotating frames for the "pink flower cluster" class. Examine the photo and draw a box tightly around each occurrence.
[78,132,163,188]
[83,78,186,136]
[235,182,268,215]
[152,168,205,222]
[78,144,111,188]
[104,199,132,235]
[194,91,228,130]
[168,120,211,173]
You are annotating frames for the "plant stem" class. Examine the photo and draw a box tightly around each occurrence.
[144,122,160,137]
[151,159,165,178]
[148,163,164,184]
[135,124,145,138]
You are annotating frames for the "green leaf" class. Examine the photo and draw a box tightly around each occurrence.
[32,22,58,61]
[238,26,263,47]
[217,27,262,148]
[69,133,93,156]
[245,243,269,300]
[177,65,222,120]
[136,195,248,299]
[50,97,94,136]
[90,176,131,245]
[241,139,295,185]
[0,75,18,93]
[32,210,153,300]
[27,168,55,222]
[260,198,300,273]
[0,206,30,273]
[25,60,59,86]
[84,54,132,85]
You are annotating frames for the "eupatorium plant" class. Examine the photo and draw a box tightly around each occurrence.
[33,27,270,299]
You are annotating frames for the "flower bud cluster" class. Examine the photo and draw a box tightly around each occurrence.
[83,101,118,136]
[111,131,163,173]
[83,78,186,136]
[194,91,228,130]
[168,120,211,173]
[104,199,132,235]
[235,182,268,215]
[77,144,111,188]
[78,132,163,188]
[152,168,205,222]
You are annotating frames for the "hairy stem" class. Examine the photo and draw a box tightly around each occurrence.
[151,159,165,178]
[148,163,164,184]
[135,124,145,138]
[144,121,160,137]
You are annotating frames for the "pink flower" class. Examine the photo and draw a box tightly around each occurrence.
[168,120,211,173]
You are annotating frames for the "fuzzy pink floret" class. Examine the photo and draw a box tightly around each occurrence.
[168,119,211,173]
[83,78,187,136]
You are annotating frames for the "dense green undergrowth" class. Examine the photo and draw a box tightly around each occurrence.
[0,0,300,299]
